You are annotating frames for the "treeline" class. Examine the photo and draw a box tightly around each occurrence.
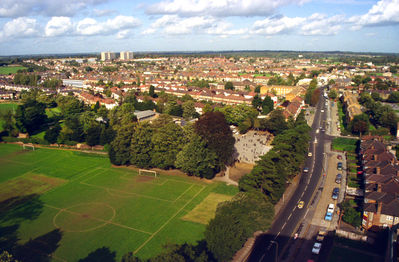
[239,111,311,203]
[13,73,62,89]
[353,92,399,135]
[109,111,235,179]
[304,79,320,106]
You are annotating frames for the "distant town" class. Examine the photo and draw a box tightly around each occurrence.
[0,51,399,262]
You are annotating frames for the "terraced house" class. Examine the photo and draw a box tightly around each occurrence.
[360,136,399,230]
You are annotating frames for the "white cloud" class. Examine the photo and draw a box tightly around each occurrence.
[146,0,310,17]
[251,13,344,36]
[93,9,117,17]
[142,15,215,35]
[251,16,306,35]
[0,0,107,17]
[349,0,399,29]
[0,17,38,39]
[45,17,73,37]
[301,14,344,35]
[76,15,141,36]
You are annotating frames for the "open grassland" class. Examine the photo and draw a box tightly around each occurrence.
[332,137,358,153]
[0,66,27,75]
[0,143,238,261]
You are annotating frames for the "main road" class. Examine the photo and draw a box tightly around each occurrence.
[249,90,332,262]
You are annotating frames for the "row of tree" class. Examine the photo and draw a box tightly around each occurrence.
[109,111,235,179]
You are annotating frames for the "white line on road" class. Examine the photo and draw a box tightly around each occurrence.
[288,213,292,219]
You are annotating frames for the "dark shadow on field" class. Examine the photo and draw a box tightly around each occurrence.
[0,194,64,261]
[0,194,43,223]
[14,229,63,262]
[78,247,117,262]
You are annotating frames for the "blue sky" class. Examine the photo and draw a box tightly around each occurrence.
[0,0,398,55]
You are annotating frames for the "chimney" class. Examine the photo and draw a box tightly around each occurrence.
[376,167,380,175]
[377,184,382,192]
[397,170,399,177]
[373,154,378,161]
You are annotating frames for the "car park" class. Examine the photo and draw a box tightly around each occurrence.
[335,174,342,184]
[312,242,322,254]
[337,162,343,170]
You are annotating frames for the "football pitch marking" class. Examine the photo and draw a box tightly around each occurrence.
[46,203,152,235]
[133,185,206,254]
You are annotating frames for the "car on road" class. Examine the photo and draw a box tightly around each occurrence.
[335,174,342,184]
[324,212,333,221]
[332,187,339,200]
[316,230,327,242]
[327,203,335,214]
[297,201,304,209]
[312,242,322,254]
[303,167,309,173]
[337,162,343,170]
[308,152,312,157]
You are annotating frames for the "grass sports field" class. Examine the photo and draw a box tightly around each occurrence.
[0,66,27,75]
[0,143,237,261]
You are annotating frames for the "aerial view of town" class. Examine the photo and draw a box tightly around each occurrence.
[0,0,398,262]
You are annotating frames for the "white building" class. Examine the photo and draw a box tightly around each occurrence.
[120,51,134,60]
[101,52,116,61]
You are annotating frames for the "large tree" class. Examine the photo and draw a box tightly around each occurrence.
[15,99,48,134]
[205,193,274,262]
[195,111,235,166]
[109,122,135,165]
[130,122,154,168]
[175,134,218,179]
[151,120,185,169]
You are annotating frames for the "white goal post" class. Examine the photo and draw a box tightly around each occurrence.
[22,143,35,151]
[138,169,158,178]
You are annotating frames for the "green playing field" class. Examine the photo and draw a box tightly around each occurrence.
[0,143,237,261]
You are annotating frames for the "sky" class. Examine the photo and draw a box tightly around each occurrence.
[0,0,398,55]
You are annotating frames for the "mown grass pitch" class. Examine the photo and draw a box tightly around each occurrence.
[0,66,27,75]
[0,144,238,261]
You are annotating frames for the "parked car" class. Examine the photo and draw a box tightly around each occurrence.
[337,155,342,160]
[304,167,309,173]
[316,230,327,242]
[335,174,342,184]
[324,213,333,221]
[308,152,312,157]
[332,187,339,200]
[312,242,322,254]
[337,162,343,170]
[327,203,335,214]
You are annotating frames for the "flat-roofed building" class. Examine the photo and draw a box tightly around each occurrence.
[120,51,134,60]
[101,51,116,61]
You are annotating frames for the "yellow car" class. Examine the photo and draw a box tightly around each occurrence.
[297,201,304,209]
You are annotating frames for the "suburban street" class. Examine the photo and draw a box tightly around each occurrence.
[249,89,333,262]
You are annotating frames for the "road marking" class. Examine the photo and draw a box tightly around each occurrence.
[288,213,292,219]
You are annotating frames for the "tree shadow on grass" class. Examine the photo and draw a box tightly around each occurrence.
[0,194,44,223]
[0,194,64,261]
[14,229,63,262]
[78,247,117,262]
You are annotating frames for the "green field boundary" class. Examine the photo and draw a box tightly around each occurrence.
[133,185,206,254]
